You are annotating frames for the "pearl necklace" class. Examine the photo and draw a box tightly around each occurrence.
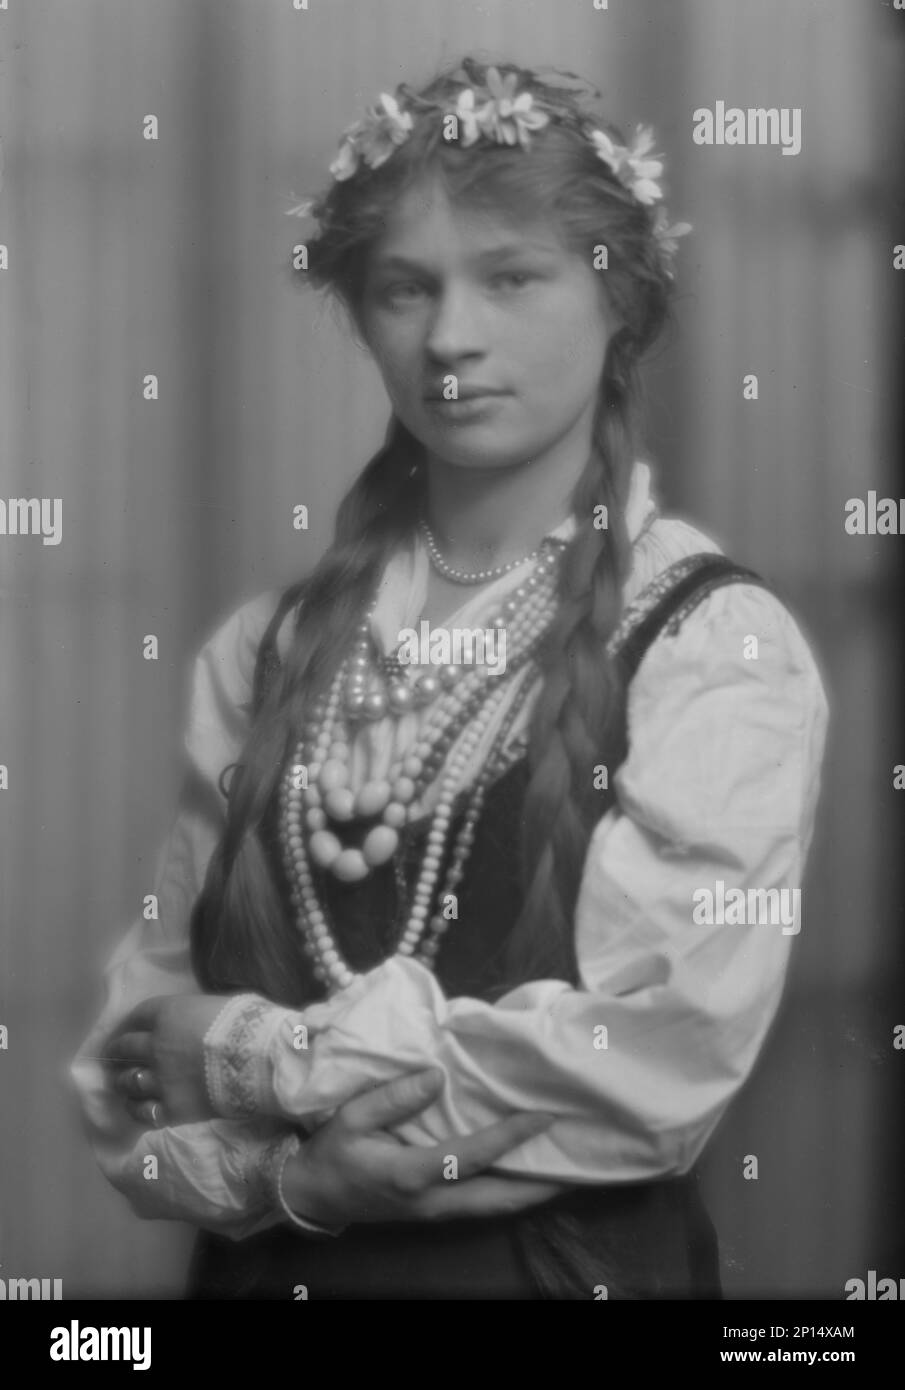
[278,662,539,993]
[291,547,561,876]
[277,548,564,993]
[341,539,566,723]
[418,517,545,586]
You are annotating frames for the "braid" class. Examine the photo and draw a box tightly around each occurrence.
[191,418,423,1001]
[508,338,639,985]
[192,52,675,1002]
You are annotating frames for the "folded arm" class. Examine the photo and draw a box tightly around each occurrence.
[202,585,829,1183]
[71,591,557,1237]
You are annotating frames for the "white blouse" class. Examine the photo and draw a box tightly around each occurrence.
[71,462,829,1238]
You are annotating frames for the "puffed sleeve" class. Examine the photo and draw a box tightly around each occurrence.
[71,590,299,1236]
[203,582,829,1183]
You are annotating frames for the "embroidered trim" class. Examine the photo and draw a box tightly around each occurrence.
[204,994,282,1119]
[606,553,715,655]
[612,554,767,661]
[660,570,763,637]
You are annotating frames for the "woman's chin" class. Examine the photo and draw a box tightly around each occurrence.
[421,436,544,474]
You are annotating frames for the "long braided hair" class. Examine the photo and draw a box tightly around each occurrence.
[191,58,674,1003]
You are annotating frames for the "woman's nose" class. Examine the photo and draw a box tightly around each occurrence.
[425,283,485,362]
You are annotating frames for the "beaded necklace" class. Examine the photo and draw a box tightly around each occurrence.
[418,516,545,586]
[277,542,564,993]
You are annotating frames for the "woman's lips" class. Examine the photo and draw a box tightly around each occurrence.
[424,385,508,400]
[422,388,510,420]
[425,391,508,417]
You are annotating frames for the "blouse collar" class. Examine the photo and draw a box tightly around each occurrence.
[538,459,656,546]
[370,459,658,654]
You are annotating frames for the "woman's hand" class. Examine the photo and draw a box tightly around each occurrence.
[282,1067,569,1228]
[103,993,228,1128]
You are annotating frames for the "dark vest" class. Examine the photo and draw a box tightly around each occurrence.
[189,553,766,1300]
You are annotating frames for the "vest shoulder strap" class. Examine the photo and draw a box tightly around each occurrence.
[610,552,769,682]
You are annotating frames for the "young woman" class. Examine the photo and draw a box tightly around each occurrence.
[72,57,828,1300]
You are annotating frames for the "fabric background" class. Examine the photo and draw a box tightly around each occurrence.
[0,0,902,1297]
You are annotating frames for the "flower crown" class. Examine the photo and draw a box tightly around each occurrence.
[288,66,691,275]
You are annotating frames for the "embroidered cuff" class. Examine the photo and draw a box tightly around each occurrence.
[204,993,293,1119]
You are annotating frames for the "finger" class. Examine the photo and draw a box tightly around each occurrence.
[104,1031,154,1067]
[113,1067,159,1100]
[415,1174,566,1222]
[339,1069,445,1135]
[111,997,169,1037]
[430,1112,556,1183]
[125,1098,166,1129]
[378,1111,556,1198]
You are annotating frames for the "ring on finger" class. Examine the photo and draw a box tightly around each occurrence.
[128,1066,155,1099]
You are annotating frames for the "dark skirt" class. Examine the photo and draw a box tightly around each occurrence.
[187,1170,722,1301]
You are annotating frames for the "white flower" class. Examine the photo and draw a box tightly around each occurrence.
[651,206,692,276]
[329,128,363,181]
[588,128,626,175]
[327,93,414,181]
[478,67,550,150]
[358,93,415,170]
[654,212,693,257]
[623,125,664,204]
[590,123,665,204]
[628,174,663,206]
[452,88,488,147]
[629,124,657,160]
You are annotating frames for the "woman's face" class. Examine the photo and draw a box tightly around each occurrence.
[358,178,614,474]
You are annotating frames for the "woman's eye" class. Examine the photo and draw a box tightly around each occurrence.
[380,281,427,305]
[490,271,536,290]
